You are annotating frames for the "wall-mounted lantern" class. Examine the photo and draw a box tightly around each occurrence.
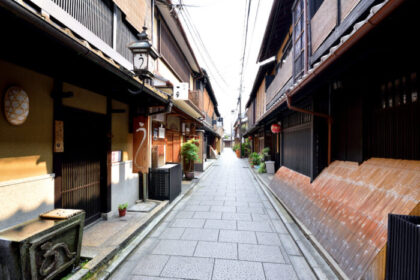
[128,26,159,80]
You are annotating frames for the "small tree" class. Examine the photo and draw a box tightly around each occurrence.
[181,139,199,172]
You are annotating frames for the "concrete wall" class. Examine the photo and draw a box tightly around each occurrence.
[111,161,139,216]
[0,175,54,230]
[110,100,138,215]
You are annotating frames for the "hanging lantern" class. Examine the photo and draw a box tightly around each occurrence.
[248,136,252,140]
[271,123,281,134]
[128,26,159,79]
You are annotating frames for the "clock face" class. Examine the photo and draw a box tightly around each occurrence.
[134,53,146,70]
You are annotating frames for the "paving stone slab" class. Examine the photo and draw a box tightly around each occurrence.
[152,240,197,256]
[263,263,298,280]
[130,275,174,280]
[158,228,185,240]
[238,244,285,263]
[181,228,219,241]
[170,218,205,228]
[255,232,282,245]
[251,213,271,221]
[174,211,195,219]
[199,200,225,206]
[194,241,238,259]
[132,255,170,276]
[212,259,265,280]
[224,200,249,207]
[210,206,237,213]
[204,219,237,230]
[218,229,257,244]
[237,221,273,232]
[184,205,211,212]
[160,256,214,280]
[193,211,222,219]
[222,212,252,221]
[237,206,266,214]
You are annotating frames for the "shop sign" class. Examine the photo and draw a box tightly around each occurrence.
[133,115,150,173]
[173,82,189,100]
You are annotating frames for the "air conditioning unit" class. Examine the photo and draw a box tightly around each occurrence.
[148,163,182,202]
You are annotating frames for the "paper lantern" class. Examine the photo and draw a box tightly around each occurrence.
[271,123,281,134]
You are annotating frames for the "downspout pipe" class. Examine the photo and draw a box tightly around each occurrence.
[286,93,332,165]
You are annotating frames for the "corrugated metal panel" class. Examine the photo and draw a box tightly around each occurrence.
[282,124,311,176]
[269,158,420,279]
[386,214,420,280]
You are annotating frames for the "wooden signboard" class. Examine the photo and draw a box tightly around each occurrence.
[133,115,150,174]
[54,120,64,152]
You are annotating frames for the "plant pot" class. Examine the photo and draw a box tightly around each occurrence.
[118,209,126,217]
[185,171,195,180]
[235,149,241,158]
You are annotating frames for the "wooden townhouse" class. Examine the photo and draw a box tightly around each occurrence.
[149,2,222,172]
[0,0,221,231]
[246,0,419,278]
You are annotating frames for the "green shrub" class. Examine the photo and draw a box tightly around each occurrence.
[232,143,240,152]
[242,139,251,157]
[249,152,261,166]
[181,139,199,172]
[258,162,266,173]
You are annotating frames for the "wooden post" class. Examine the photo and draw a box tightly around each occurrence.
[52,80,63,209]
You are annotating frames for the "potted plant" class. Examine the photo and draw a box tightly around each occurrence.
[242,139,251,157]
[233,143,241,158]
[181,139,199,180]
[118,203,128,217]
[249,152,261,168]
[258,162,267,173]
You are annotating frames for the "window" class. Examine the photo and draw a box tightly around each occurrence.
[293,0,306,79]
[276,38,292,72]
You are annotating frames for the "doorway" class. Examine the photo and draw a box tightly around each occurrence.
[60,107,107,225]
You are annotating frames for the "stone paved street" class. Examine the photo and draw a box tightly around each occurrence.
[110,150,324,280]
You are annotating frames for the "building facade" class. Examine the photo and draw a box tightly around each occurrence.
[0,0,221,230]
[245,0,419,278]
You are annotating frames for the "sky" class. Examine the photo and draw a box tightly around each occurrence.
[173,0,274,134]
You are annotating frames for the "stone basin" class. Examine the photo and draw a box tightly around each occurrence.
[0,209,85,280]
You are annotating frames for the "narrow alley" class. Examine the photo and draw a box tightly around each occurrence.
[110,149,336,280]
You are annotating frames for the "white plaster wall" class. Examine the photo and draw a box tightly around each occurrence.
[0,174,54,230]
[111,161,139,216]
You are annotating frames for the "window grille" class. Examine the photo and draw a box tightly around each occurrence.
[51,0,113,47]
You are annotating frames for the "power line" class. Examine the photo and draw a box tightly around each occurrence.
[179,5,230,89]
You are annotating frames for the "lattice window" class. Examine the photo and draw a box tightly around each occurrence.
[51,0,113,46]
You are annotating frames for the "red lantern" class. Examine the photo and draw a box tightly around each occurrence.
[271,123,281,134]
[248,136,252,140]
